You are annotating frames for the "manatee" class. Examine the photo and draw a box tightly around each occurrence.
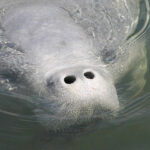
[0,0,147,131]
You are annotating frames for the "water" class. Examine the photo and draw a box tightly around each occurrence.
[0,0,150,150]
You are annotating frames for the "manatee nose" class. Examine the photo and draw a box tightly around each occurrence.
[63,71,95,85]
[84,71,95,79]
[46,67,119,111]
[64,75,76,84]
[46,68,96,87]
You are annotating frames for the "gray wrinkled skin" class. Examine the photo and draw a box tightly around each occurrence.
[0,0,147,130]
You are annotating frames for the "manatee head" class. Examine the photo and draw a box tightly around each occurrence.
[0,45,119,131]
[30,64,119,130]
[0,3,119,131]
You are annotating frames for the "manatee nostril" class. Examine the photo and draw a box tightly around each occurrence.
[84,71,95,79]
[64,75,76,84]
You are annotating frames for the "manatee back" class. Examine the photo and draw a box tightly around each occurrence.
[1,2,93,56]
[0,0,139,56]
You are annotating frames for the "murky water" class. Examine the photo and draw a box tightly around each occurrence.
[0,0,150,150]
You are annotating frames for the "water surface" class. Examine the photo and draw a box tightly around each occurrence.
[0,0,150,150]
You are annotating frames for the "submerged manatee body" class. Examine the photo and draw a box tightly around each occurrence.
[0,0,147,130]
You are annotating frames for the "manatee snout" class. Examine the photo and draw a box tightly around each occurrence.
[45,65,119,116]
[34,65,119,130]
[46,66,95,87]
